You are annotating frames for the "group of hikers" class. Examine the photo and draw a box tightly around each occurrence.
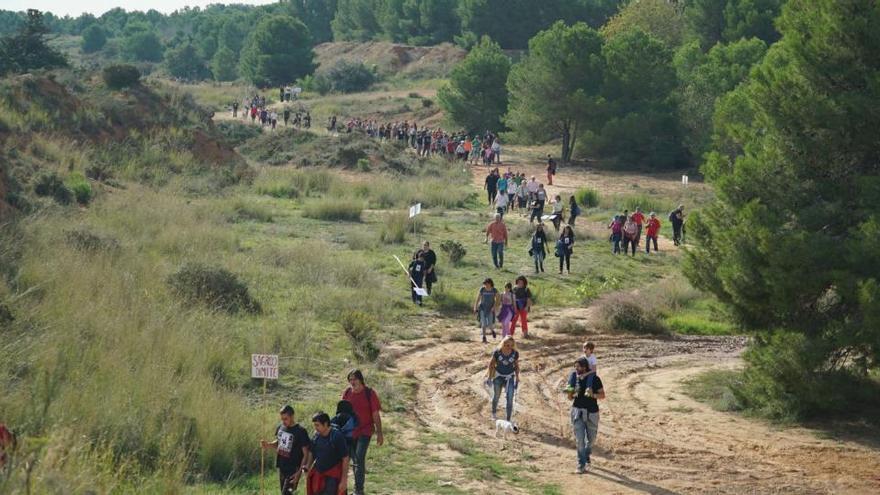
[484,337,604,474]
[259,344,603,495]
[333,118,503,164]
[474,275,534,343]
[485,169,581,228]
[261,369,383,495]
[607,205,685,255]
[232,94,311,130]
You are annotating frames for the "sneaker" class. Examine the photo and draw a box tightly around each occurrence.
[491,330,497,339]
[584,462,592,473]
[576,465,585,474]
[482,337,488,343]
[491,413,497,421]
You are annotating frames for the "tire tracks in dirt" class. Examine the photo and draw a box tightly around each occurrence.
[385,304,880,494]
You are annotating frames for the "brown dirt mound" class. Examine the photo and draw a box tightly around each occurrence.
[314,41,466,78]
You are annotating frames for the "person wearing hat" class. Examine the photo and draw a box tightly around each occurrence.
[669,205,685,246]
[645,212,661,253]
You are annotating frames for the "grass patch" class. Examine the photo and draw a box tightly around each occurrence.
[683,369,745,412]
[301,197,363,221]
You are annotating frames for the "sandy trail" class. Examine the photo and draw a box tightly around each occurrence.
[385,303,880,494]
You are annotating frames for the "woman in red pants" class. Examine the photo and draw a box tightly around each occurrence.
[509,275,534,338]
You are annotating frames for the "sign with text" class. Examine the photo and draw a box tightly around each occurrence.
[251,354,279,380]
[409,203,422,218]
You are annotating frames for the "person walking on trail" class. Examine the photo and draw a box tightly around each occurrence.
[622,215,638,256]
[304,112,311,129]
[474,278,499,343]
[557,225,575,274]
[645,212,661,254]
[546,154,557,185]
[517,179,529,212]
[342,370,383,495]
[330,400,357,450]
[262,405,311,495]
[510,275,533,338]
[566,357,605,474]
[631,207,645,244]
[670,205,685,246]
[529,223,549,273]
[284,108,291,127]
[232,101,239,118]
[486,336,520,421]
[305,412,349,495]
[418,241,437,294]
[408,251,426,306]
[550,194,565,232]
[496,174,508,207]
[529,184,548,224]
[485,169,499,205]
[608,215,623,255]
[568,196,581,226]
[498,282,516,337]
[491,138,501,164]
[494,189,509,218]
[485,213,508,269]
[525,176,539,203]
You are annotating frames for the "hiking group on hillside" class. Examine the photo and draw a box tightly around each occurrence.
[233,94,311,130]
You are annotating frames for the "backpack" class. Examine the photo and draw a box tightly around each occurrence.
[668,210,677,222]
[624,221,637,237]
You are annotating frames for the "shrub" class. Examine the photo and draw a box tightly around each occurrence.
[340,310,380,362]
[102,64,141,90]
[379,212,411,244]
[575,188,600,208]
[597,293,666,334]
[321,60,377,93]
[421,98,434,108]
[553,319,590,335]
[302,198,363,222]
[357,158,371,172]
[33,171,72,205]
[66,172,93,205]
[226,200,273,223]
[602,193,673,216]
[439,240,467,265]
[85,163,113,182]
[407,92,421,98]
[215,120,262,147]
[167,263,261,314]
[65,228,119,252]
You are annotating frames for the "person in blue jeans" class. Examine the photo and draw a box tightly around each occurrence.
[485,213,508,269]
[485,336,520,421]
[566,357,605,474]
[342,370,383,495]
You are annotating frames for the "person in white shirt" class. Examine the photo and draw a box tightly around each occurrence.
[582,342,598,373]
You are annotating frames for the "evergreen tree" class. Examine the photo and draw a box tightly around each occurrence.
[165,41,211,80]
[211,46,238,81]
[0,9,67,75]
[288,0,338,44]
[601,0,686,47]
[685,0,880,413]
[332,0,381,41]
[438,36,510,133]
[239,15,315,87]
[80,24,107,53]
[121,22,164,62]
[505,21,605,162]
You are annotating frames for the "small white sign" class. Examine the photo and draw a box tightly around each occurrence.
[682,175,689,185]
[413,287,429,297]
[292,87,303,94]
[251,354,279,380]
[409,203,422,218]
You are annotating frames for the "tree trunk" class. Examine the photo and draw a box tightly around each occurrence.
[561,125,571,163]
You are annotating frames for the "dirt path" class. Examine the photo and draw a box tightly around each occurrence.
[385,304,880,494]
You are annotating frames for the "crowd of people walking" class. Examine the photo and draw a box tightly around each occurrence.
[232,94,311,130]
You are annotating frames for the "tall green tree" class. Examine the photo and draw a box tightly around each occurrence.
[601,0,686,47]
[685,0,880,415]
[438,36,510,133]
[80,24,107,53]
[0,9,67,75]
[288,0,338,43]
[121,22,164,62]
[585,28,685,168]
[505,21,605,162]
[239,15,315,87]
[332,0,381,41]
[211,46,238,81]
[674,37,767,160]
[165,41,210,80]
[685,0,785,48]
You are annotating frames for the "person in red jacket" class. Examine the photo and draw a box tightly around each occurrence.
[342,370,383,495]
[631,207,646,245]
[645,212,661,254]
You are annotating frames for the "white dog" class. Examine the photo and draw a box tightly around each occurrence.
[494,419,520,439]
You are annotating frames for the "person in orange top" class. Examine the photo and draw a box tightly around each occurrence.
[463,137,473,161]
[485,213,509,269]
[645,212,661,254]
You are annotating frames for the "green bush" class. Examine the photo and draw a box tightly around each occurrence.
[66,172,93,205]
[226,200,273,223]
[33,171,72,204]
[321,60,377,93]
[215,120,262,147]
[439,240,467,265]
[340,310,381,362]
[421,98,434,108]
[552,319,590,335]
[357,158,371,172]
[408,92,421,98]
[602,193,673,216]
[302,198,363,222]
[379,212,411,244]
[102,64,141,90]
[575,188,600,208]
[597,293,666,334]
[167,263,261,314]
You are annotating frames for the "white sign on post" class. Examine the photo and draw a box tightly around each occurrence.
[682,175,689,185]
[409,203,422,218]
[251,354,279,380]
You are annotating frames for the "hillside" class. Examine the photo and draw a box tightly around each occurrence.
[315,41,466,79]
